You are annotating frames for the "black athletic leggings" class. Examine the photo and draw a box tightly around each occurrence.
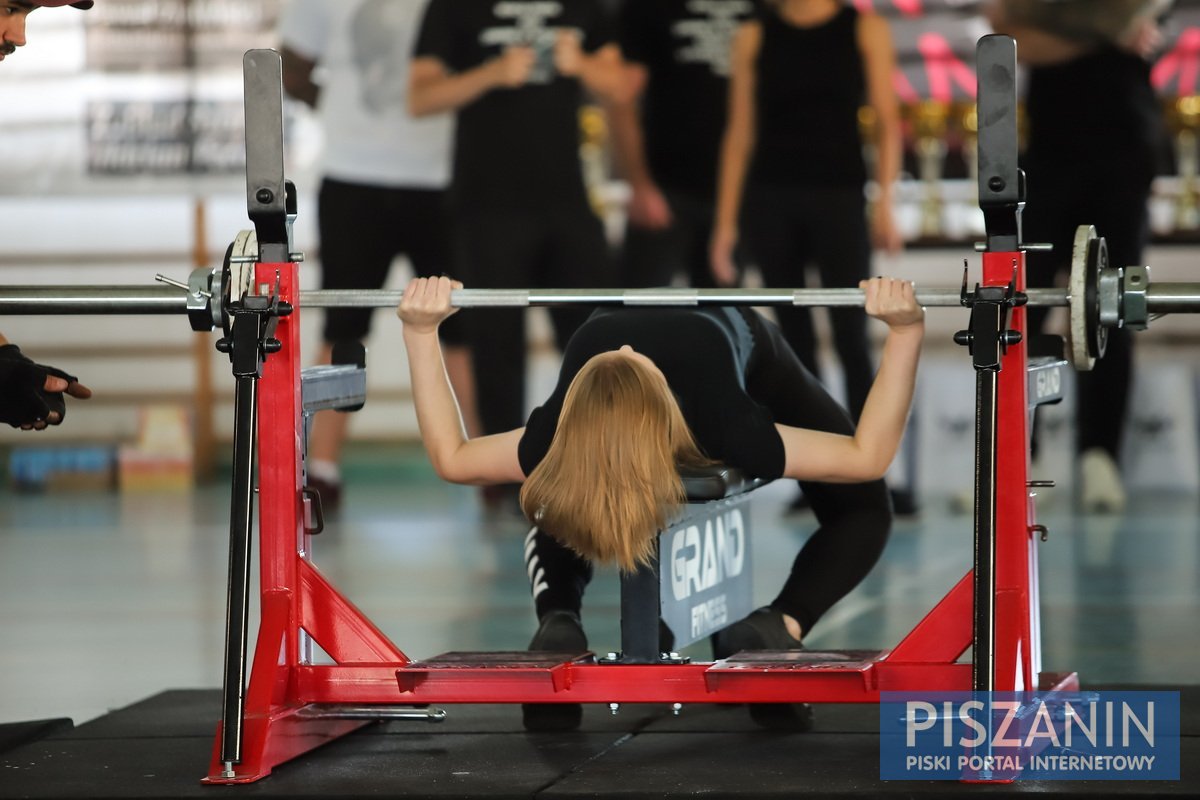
[525,309,892,638]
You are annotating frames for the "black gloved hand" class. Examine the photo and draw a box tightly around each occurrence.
[0,344,77,428]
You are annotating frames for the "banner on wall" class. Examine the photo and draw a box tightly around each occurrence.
[84,0,283,71]
[81,0,284,176]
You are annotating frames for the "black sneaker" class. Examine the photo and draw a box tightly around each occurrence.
[659,618,675,655]
[522,611,586,731]
[528,610,587,652]
[712,607,813,732]
[712,607,801,659]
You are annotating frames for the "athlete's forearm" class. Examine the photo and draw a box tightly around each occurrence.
[852,324,923,476]
[402,328,469,477]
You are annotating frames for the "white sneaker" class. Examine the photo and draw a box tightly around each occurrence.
[1079,448,1126,514]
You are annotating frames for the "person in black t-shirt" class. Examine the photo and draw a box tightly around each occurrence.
[609,0,761,289]
[409,0,625,509]
[987,1,1168,514]
[396,274,923,730]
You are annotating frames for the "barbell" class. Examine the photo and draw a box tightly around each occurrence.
[1,226,1197,372]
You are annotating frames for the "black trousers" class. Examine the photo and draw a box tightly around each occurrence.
[525,309,892,637]
[453,204,615,437]
[739,183,875,421]
[1022,154,1152,457]
[317,178,463,344]
[619,190,722,289]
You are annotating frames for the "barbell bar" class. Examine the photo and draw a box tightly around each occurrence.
[0,284,1072,314]
[0,284,1079,316]
[3,283,1197,311]
[1,226,1197,372]
[5,283,1199,313]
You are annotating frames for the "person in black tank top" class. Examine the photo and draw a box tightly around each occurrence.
[711,0,904,508]
[988,1,1169,513]
[397,274,924,730]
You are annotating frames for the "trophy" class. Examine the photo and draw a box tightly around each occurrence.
[907,100,952,239]
[1165,96,1200,231]
[858,104,880,226]
[954,101,978,196]
[579,104,611,220]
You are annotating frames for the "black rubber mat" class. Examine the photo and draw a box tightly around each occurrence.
[0,688,1194,799]
[0,718,72,756]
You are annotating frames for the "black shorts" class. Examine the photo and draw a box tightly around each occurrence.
[317,177,464,345]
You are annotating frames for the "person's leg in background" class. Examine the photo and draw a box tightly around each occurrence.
[403,188,480,438]
[741,183,833,512]
[1073,165,1152,512]
[806,187,874,422]
[307,179,400,508]
[1019,166,1073,489]
[619,200,685,288]
[672,191,721,289]
[456,210,544,510]
[621,190,723,290]
[740,184,818,372]
[1023,161,1150,512]
[543,204,617,356]
[803,186,922,512]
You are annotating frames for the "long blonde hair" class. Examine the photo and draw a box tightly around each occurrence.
[520,351,712,572]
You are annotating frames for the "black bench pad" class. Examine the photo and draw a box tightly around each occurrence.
[680,465,766,502]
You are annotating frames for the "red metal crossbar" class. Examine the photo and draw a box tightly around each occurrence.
[203,254,1076,784]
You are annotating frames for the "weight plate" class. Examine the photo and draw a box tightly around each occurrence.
[1069,225,1097,371]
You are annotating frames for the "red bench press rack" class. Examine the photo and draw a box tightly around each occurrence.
[203,36,1078,785]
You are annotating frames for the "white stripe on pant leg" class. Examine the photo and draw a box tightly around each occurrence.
[524,526,539,560]
[525,526,550,597]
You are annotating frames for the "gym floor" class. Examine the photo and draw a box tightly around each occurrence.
[1,445,1197,797]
